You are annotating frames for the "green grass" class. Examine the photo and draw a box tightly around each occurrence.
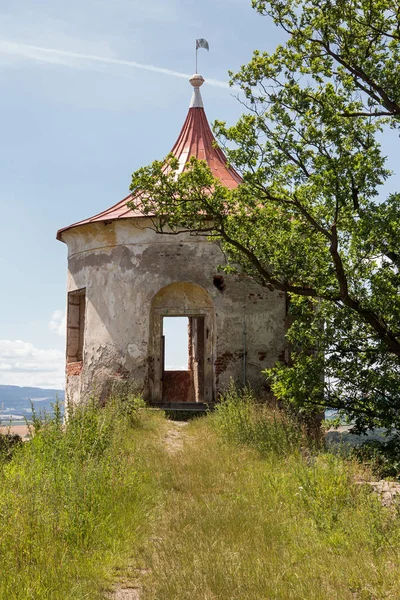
[0,394,160,600]
[3,387,400,599]
[139,390,400,599]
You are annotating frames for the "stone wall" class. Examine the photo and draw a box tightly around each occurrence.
[61,217,287,407]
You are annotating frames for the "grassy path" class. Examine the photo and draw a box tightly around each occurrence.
[4,398,399,599]
[109,414,400,600]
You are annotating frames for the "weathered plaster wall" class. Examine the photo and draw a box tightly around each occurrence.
[62,217,286,406]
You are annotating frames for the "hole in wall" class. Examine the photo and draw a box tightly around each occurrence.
[213,275,226,292]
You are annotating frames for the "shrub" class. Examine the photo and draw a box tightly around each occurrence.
[352,435,400,480]
[0,432,22,461]
[211,383,307,456]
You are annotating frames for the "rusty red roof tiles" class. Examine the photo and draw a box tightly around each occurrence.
[57,75,242,242]
[170,104,242,188]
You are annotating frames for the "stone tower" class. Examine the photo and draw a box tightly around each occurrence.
[57,74,287,407]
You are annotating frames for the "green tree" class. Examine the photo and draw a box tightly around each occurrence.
[130,0,400,432]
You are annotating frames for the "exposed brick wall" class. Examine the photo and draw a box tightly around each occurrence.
[215,352,233,376]
[162,370,194,403]
[113,365,130,380]
[66,361,83,376]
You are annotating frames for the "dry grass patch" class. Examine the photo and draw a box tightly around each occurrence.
[139,407,400,600]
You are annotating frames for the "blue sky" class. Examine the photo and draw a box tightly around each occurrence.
[0,0,285,388]
[0,0,398,388]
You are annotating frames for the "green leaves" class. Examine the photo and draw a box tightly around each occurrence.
[129,0,400,430]
[252,0,400,120]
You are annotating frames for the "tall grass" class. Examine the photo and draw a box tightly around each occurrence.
[0,392,158,600]
[141,389,400,599]
[211,384,307,455]
[4,385,400,598]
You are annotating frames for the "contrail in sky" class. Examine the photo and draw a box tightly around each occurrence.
[0,40,234,89]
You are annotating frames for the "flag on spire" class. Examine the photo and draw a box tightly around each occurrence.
[196,39,209,51]
[195,39,209,73]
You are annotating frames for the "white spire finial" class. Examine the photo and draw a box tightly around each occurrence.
[189,73,204,108]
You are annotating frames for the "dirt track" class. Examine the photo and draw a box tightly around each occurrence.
[0,425,31,438]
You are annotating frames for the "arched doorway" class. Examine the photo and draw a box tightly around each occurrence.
[149,282,215,404]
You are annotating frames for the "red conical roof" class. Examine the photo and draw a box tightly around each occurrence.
[57,74,242,241]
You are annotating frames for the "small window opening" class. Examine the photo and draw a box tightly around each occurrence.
[213,275,226,292]
[67,289,86,363]
[162,317,189,371]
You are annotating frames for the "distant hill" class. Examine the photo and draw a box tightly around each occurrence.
[0,385,65,420]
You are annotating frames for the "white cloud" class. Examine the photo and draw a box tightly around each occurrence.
[49,310,66,337]
[0,40,234,89]
[0,340,64,389]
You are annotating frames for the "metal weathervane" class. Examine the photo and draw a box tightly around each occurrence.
[196,38,209,73]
